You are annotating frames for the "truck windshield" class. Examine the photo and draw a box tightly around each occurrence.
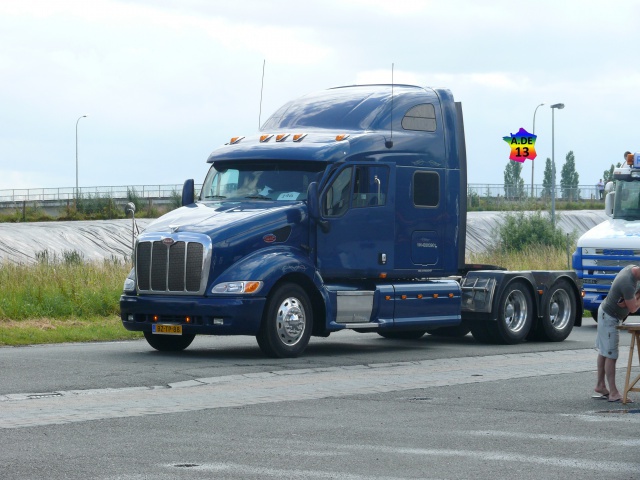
[199,162,323,202]
[613,180,640,220]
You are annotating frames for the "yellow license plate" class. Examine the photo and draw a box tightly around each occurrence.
[152,324,182,335]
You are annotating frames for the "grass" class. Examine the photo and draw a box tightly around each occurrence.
[0,317,141,346]
[0,254,143,346]
[468,244,574,271]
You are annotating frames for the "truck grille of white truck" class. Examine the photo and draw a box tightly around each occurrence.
[134,233,212,295]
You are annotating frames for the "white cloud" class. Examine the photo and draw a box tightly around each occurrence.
[1,0,640,191]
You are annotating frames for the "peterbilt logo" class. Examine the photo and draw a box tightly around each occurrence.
[162,237,175,246]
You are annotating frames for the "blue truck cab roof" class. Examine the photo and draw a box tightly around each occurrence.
[206,84,461,171]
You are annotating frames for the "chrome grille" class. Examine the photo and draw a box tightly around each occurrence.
[136,234,209,295]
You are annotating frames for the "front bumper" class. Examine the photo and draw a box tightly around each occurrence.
[120,294,266,336]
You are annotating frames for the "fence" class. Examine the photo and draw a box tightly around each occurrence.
[0,183,601,205]
[0,185,202,203]
[468,184,602,202]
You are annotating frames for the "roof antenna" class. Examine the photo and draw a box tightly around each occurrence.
[385,63,394,149]
[258,59,266,130]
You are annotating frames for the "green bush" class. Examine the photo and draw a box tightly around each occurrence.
[496,211,575,253]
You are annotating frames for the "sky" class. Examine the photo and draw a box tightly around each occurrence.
[1,0,639,193]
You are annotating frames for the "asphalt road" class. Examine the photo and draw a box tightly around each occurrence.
[1,318,639,479]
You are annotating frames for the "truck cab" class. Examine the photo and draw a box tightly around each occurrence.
[121,84,581,357]
[573,152,640,317]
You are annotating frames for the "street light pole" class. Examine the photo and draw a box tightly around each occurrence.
[75,115,88,205]
[532,103,544,197]
[550,103,564,227]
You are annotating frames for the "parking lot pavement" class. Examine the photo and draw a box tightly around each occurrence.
[0,347,628,429]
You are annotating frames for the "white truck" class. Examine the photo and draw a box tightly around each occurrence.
[573,152,640,318]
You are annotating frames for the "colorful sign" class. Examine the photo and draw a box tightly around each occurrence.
[503,128,537,162]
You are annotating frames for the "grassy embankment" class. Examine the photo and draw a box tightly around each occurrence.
[0,245,575,347]
[0,255,140,346]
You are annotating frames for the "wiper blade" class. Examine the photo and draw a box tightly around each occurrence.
[244,195,271,200]
[205,195,226,199]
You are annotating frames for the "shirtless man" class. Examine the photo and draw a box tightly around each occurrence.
[594,265,640,402]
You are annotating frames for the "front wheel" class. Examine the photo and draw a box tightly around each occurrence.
[143,331,195,352]
[256,283,312,358]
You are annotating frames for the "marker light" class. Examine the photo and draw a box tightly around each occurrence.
[276,134,290,142]
[260,134,273,142]
[229,136,244,145]
[335,134,350,141]
[293,133,307,142]
[153,315,159,322]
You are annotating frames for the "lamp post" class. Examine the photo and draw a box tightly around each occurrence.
[532,103,544,196]
[550,103,564,227]
[75,115,88,205]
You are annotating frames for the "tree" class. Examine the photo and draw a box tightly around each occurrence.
[542,157,554,198]
[603,163,621,184]
[560,150,580,201]
[503,160,525,199]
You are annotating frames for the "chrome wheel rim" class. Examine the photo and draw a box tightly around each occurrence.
[503,290,528,333]
[276,297,306,346]
[548,289,571,330]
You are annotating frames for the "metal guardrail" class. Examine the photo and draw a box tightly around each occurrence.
[467,184,601,200]
[0,183,601,204]
[0,185,202,203]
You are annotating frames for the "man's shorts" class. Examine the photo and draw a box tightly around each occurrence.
[595,306,620,359]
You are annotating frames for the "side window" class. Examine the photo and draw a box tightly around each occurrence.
[323,167,352,217]
[402,104,436,132]
[352,165,389,208]
[413,171,439,207]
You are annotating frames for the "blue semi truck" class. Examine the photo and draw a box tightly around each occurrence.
[120,84,582,357]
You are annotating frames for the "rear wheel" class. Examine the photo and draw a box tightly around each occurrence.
[143,331,195,352]
[378,330,426,340]
[256,283,312,358]
[532,280,576,342]
[476,281,533,344]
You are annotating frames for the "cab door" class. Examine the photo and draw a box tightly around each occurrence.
[315,163,395,278]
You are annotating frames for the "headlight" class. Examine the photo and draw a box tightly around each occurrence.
[123,267,136,293]
[212,281,263,294]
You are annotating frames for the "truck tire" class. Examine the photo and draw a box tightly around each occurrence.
[256,283,312,358]
[378,330,426,340]
[425,324,471,338]
[143,331,195,352]
[483,280,533,344]
[532,280,576,342]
